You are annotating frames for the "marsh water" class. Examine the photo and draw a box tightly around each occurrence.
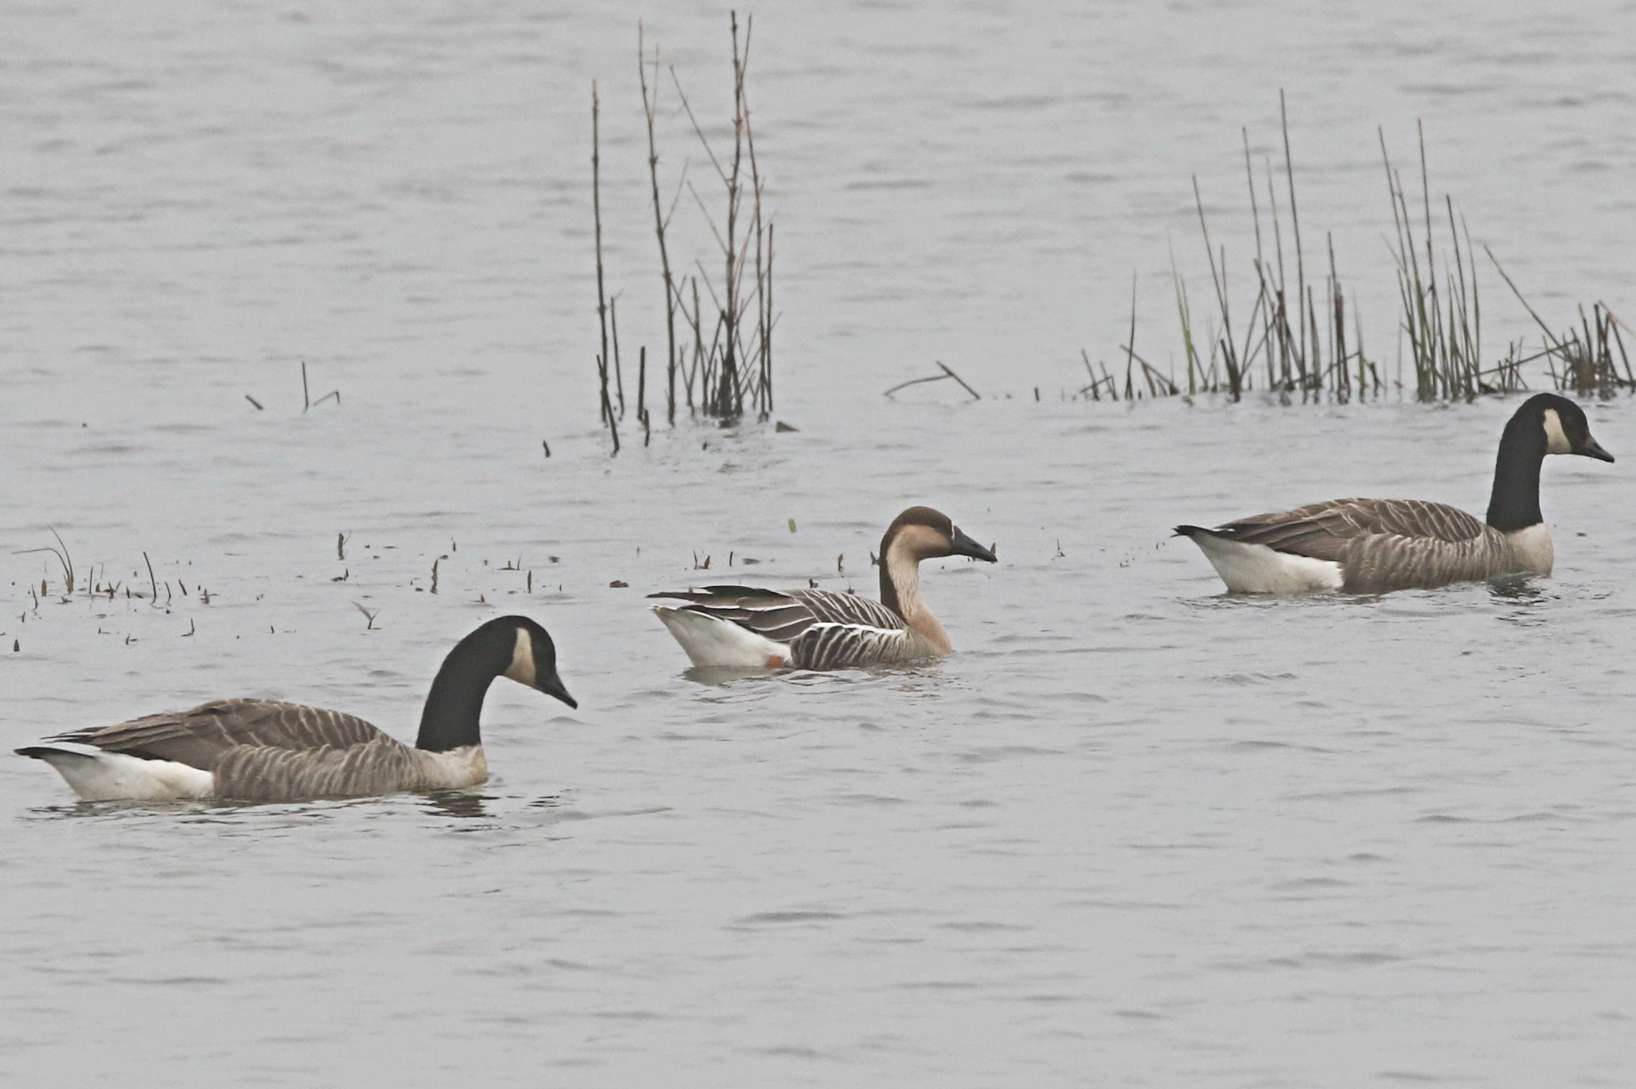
[4,2,1636,1086]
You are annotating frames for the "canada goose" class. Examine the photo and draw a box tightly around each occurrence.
[15,616,576,803]
[1175,393,1614,593]
[650,505,997,669]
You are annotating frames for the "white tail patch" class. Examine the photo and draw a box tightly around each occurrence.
[503,627,536,686]
[1187,533,1345,594]
[23,745,215,802]
[653,606,792,668]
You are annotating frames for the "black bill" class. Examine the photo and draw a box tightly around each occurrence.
[1580,435,1615,463]
[950,526,998,563]
[538,673,579,709]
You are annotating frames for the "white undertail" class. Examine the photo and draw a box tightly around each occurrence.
[26,745,215,802]
[653,606,793,668]
[1187,533,1345,594]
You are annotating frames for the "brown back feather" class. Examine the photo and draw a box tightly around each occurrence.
[650,585,904,643]
[49,699,389,770]
[1218,498,1486,562]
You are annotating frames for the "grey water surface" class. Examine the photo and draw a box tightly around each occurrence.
[4,1,1635,1086]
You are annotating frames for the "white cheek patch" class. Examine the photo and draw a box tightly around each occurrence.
[1542,408,1572,455]
[503,627,536,686]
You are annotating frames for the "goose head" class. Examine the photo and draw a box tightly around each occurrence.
[1531,393,1614,462]
[493,615,578,708]
[881,506,998,564]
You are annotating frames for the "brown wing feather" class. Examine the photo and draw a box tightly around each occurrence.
[48,699,389,771]
[1216,498,1486,562]
[648,585,904,643]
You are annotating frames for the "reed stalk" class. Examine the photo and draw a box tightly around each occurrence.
[587,13,779,440]
[590,82,619,453]
[638,24,680,427]
[1109,100,1586,407]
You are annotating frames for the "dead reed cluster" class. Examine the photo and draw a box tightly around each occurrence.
[1485,259,1635,399]
[1092,93,1631,405]
[591,14,777,454]
[244,361,339,414]
[12,530,211,612]
[1094,94,1385,403]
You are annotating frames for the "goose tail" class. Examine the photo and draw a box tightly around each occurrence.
[16,744,214,802]
[1177,530,1344,594]
[652,606,792,669]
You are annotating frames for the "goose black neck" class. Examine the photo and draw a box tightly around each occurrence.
[1486,410,1545,531]
[416,633,504,752]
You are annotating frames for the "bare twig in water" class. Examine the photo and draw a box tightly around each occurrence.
[353,602,380,631]
[611,295,627,419]
[143,551,157,605]
[637,345,652,446]
[714,13,748,417]
[640,23,680,427]
[883,361,981,401]
[582,13,780,426]
[590,81,619,454]
[14,528,75,594]
[1125,271,1139,399]
[301,361,340,412]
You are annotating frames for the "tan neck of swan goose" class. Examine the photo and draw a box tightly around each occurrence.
[882,524,953,653]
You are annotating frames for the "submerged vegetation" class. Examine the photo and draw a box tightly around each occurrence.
[590,13,777,455]
[1088,93,1633,405]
